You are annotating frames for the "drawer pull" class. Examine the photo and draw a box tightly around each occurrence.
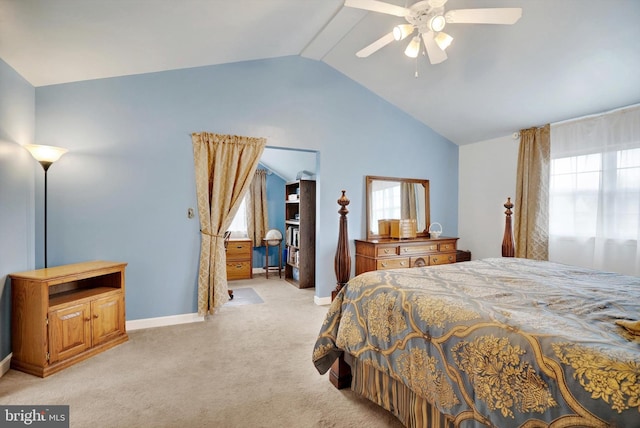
[381,262,387,267]
[384,249,391,254]
[236,264,242,268]
[400,261,406,266]
[403,248,408,252]
[432,257,438,263]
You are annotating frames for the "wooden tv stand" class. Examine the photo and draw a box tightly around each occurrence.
[10,261,128,377]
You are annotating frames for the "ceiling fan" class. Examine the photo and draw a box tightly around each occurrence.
[345,0,522,65]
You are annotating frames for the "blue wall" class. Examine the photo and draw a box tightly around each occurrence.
[10,55,457,325]
[0,58,36,362]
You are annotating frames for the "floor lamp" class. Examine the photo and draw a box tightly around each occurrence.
[25,144,68,268]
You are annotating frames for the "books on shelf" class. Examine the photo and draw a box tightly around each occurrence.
[286,226,300,247]
[288,248,299,266]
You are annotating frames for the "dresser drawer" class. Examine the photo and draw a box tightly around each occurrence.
[429,254,456,265]
[376,246,399,257]
[438,242,456,252]
[227,241,252,257]
[226,261,252,280]
[377,258,410,270]
[400,243,438,255]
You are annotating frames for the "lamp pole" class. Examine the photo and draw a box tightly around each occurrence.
[39,161,53,268]
[25,145,67,269]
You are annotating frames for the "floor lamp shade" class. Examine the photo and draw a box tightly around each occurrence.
[25,144,68,268]
[25,144,68,171]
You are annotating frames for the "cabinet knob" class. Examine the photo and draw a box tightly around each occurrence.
[93,314,99,319]
[85,317,91,322]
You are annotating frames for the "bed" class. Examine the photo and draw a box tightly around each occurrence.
[313,196,640,428]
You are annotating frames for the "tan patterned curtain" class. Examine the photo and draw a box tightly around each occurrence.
[247,169,269,246]
[400,182,417,220]
[191,133,266,315]
[515,124,550,260]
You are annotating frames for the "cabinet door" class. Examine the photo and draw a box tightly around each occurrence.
[91,294,125,346]
[48,303,92,364]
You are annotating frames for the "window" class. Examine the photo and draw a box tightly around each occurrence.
[550,153,601,237]
[548,105,640,276]
[371,183,401,233]
[550,148,640,240]
[227,195,247,237]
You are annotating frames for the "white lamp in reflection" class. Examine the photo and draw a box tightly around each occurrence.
[25,144,68,268]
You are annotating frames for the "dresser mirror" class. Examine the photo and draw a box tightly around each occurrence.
[365,175,430,240]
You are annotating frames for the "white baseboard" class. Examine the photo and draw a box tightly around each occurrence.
[1,352,12,378]
[126,312,204,331]
[314,295,331,306]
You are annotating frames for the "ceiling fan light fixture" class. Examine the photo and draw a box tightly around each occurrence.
[430,15,446,32]
[404,36,421,58]
[434,32,453,51]
[393,24,414,41]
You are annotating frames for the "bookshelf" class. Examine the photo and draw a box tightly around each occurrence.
[284,180,316,288]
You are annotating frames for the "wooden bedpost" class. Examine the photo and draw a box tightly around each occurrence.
[332,190,351,300]
[502,197,515,257]
[330,190,352,389]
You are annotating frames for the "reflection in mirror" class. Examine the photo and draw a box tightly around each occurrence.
[366,176,430,240]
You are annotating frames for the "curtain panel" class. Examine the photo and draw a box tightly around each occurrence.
[191,133,266,315]
[400,182,418,221]
[549,105,640,276]
[247,169,269,247]
[515,124,550,260]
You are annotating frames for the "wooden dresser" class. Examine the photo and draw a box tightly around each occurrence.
[10,261,128,377]
[226,238,253,280]
[355,237,459,275]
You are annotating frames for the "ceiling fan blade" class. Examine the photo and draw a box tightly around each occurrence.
[427,0,449,7]
[445,8,522,25]
[356,31,396,58]
[344,0,410,17]
[422,31,447,64]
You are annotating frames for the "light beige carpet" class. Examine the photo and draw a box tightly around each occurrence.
[0,274,403,428]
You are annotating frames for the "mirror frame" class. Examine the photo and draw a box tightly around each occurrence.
[365,175,430,241]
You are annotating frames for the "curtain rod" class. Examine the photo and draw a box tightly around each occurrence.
[552,103,640,126]
[512,103,640,139]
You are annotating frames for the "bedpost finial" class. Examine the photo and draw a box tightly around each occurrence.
[338,190,350,215]
[504,197,513,216]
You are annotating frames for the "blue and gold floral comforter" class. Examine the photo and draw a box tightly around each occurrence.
[313,258,640,427]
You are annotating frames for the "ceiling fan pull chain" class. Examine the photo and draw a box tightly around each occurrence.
[415,57,419,78]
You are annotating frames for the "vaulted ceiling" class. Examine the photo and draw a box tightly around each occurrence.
[1,0,639,145]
